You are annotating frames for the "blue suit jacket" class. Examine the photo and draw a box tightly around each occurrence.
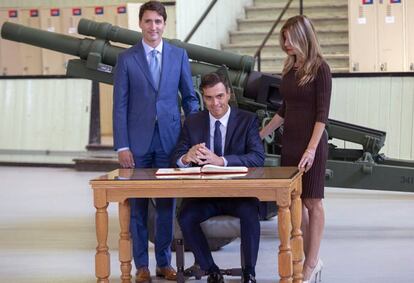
[173,108,265,167]
[113,41,199,156]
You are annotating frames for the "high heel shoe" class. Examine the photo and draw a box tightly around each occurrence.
[303,259,323,283]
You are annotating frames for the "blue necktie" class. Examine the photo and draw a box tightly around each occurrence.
[149,49,160,89]
[214,120,222,156]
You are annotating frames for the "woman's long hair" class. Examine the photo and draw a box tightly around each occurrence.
[280,15,323,86]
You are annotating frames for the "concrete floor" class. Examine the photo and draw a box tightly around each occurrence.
[0,166,413,283]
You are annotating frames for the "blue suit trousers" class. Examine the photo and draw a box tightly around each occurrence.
[178,198,260,276]
[130,124,176,268]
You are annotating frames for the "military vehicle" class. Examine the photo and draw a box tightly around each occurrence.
[2,19,413,193]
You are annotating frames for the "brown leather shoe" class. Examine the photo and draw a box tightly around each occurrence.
[156,265,177,281]
[136,267,151,283]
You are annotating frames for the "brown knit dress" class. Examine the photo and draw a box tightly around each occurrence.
[277,61,332,199]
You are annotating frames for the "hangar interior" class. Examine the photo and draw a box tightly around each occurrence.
[0,1,413,283]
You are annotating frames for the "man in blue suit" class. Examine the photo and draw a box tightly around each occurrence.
[113,1,199,282]
[173,72,265,283]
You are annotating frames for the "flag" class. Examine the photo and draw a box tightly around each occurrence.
[95,6,104,15]
[30,9,38,17]
[8,10,18,18]
[50,8,60,16]
[117,6,127,14]
[72,8,82,16]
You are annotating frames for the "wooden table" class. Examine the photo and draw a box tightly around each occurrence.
[90,167,303,283]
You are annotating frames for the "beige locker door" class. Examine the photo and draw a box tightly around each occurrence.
[84,6,116,142]
[84,6,107,23]
[40,8,66,75]
[405,0,414,71]
[377,1,404,72]
[105,5,130,48]
[20,9,42,75]
[0,9,23,75]
[105,5,127,27]
[99,83,114,142]
[60,7,95,68]
[115,5,128,28]
[97,6,128,140]
[61,7,94,37]
[98,5,127,141]
[348,0,377,72]
[164,4,177,39]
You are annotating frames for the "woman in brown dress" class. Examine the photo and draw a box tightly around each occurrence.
[260,15,331,283]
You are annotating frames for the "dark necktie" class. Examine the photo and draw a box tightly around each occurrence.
[214,120,222,156]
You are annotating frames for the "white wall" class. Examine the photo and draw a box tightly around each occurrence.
[176,0,253,49]
[0,79,91,164]
[330,76,414,160]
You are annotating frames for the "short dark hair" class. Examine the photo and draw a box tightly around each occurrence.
[200,72,230,93]
[139,1,167,22]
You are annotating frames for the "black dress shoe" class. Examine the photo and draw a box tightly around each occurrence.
[242,274,256,283]
[207,271,224,283]
[183,264,206,279]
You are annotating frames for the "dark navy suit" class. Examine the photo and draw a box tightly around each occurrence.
[173,108,265,275]
[113,40,199,269]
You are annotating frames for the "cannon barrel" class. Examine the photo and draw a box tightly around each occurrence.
[78,18,255,75]
[2,21,86,58]
[1,21,248,88]
[1,21,125,67]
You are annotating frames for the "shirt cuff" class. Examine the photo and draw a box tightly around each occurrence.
[221,157,228,167]
[117,147,130,152]
[177,155,191,168]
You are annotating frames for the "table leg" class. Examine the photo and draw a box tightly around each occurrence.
[278,202,293,283]
[95,190,110,283]
[291,183,303,283]
[119,200,132,283]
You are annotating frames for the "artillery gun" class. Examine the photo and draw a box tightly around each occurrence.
[2,19,413,193]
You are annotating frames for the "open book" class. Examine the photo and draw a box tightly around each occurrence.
[155,173,248,179]
[155,165,248,175]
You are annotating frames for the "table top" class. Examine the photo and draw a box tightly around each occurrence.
[91,167,300,182]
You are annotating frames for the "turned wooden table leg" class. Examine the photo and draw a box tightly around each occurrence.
[95,190,110,283]
[278,201,293,283]
[119,200,132,283]
[291,180,303,283]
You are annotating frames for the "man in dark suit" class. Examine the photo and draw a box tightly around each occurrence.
[113,1,199,282]
[173,72,265,283]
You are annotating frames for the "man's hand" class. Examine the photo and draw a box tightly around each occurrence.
[118,150,135,168]
[197,145,224,166]
[182,143,206,165]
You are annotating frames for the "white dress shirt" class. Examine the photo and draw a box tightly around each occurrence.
[142,39,163,67]
[177,107,231,167]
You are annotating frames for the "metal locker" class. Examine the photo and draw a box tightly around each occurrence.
[20,9,42,75]
[108,5,128,28]
[83,6,107,24]
[0,8,23,75]
[127,3,142,32]
[105,5,130,48]
[61,7,94,70]
[348,0,378,72]
[405,0,414,71]
[377,0,404,72]
[40,8,66,75]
